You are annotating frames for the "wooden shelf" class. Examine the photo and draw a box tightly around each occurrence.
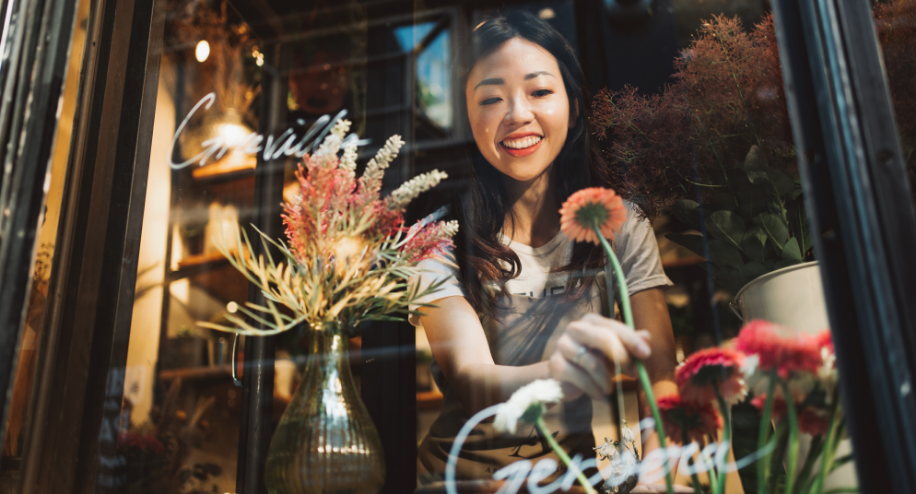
[159,365,234,382]
[417,390,444,411]
[662,256,706,269]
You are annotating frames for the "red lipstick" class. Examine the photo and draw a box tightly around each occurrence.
[500,132,543,157]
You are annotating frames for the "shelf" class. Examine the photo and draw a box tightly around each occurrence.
[417,390,444,411]
[159,365,234,382]
[169,251,233,281]
[191,152,257,182]
[661,256,706,269]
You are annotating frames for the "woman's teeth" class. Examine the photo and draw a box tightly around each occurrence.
[502,136,542,149]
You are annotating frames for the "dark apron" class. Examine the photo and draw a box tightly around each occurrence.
[418,277,612,484]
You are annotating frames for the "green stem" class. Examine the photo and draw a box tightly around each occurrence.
[813,392,842,494]
[794,435,823,494]
[758,371,778,494]
[536,417,597,494]
[781,381,800,494]
[714,387,732,494]
[684,430,703,494]
[595,224,674,494]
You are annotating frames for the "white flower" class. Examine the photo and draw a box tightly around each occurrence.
[493,379,563,434]
[818,347,838,402]
[741,353,760,378]
[594,437,618,461]
[621,420,636,445]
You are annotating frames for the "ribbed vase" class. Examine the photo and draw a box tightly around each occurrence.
[264,322,385,494]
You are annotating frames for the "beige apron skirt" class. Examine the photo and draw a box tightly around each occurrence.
[418,280,612,484]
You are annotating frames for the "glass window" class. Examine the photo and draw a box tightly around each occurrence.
[7,0,916,493]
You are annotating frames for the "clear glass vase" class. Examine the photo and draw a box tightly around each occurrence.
[264,322,385,494]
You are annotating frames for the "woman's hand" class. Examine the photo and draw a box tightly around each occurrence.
[548,313,653,400]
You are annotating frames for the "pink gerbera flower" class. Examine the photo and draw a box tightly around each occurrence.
[655,394,722,444]
[735,320,823,378]
[676,347,747,406]
[559,187,627,245]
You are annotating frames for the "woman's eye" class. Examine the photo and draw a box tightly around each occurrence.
[481,97,501,106]
[533,89,553,97]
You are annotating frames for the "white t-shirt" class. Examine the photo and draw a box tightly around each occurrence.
[409,205,672,325]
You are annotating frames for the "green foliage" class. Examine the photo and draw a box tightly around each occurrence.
[666,146,813,293]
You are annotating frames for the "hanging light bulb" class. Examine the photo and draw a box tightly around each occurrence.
[195,40,210,63]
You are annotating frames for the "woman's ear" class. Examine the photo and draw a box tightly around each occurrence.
[569,99,579,129]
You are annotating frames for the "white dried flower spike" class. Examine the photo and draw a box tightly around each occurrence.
[594,437,618,461]
[493,379,563,434]
[441,220,459,237]
[316,119,352,160]
[389,170,448,210]
[339,138,359,176]
[359,135,405,193]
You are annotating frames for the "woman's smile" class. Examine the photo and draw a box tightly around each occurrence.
[500,132,543,157]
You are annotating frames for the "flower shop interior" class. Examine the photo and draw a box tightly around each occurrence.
[1,0,915,493]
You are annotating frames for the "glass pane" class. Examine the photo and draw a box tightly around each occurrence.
[14,0,877,491]
[0,0,91,487]
[874,0,916,206]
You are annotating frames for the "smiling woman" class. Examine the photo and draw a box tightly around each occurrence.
[410,10,680,489]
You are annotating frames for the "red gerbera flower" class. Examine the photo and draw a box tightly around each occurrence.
[655,394,722,444]
[559,187,628,245]
[676,347,747,406]
[735,320,823,378]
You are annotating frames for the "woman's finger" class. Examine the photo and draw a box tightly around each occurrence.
[548,349,606,400]
[573,314,652,360]
[556,334,609,394]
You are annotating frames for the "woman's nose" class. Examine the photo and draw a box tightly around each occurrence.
[504,94,534,124]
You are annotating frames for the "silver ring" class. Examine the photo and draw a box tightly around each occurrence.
[573,346,588,366]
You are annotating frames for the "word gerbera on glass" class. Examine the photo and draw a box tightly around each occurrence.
[198,119,457,335]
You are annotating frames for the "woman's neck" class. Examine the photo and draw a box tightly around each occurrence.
[501,166,560,248]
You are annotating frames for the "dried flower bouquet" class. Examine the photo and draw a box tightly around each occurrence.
[198,119,457,335]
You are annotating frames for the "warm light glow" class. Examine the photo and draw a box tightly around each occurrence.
[195,40,210,62]
[217,122,251,148]
[538,7,556,19]
[227,301,238,313]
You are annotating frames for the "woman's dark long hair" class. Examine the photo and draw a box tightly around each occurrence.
[452,9,609,319]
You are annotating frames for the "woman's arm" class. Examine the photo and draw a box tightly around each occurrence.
[419,296,552,414]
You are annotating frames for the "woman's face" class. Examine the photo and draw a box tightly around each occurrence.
[466,37,572,183]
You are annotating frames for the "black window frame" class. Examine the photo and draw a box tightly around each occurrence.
[2,0,915,493]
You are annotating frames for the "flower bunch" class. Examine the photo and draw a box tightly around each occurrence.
[199,120,456,335]
[733,320,843,494]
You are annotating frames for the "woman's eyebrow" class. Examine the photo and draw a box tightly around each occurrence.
[474,77,504,90]
[524,70,554,80]
[473,71,554,90]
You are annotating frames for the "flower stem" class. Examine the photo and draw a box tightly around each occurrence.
[535,416,597,494]
[758,370,778,494]
[813,391,841,494]
[683,430,703,494]
[781,381,800,494]
[714,386,731,494]
[595,223,674,494]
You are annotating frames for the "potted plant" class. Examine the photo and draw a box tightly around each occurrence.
[591,15,820,326]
